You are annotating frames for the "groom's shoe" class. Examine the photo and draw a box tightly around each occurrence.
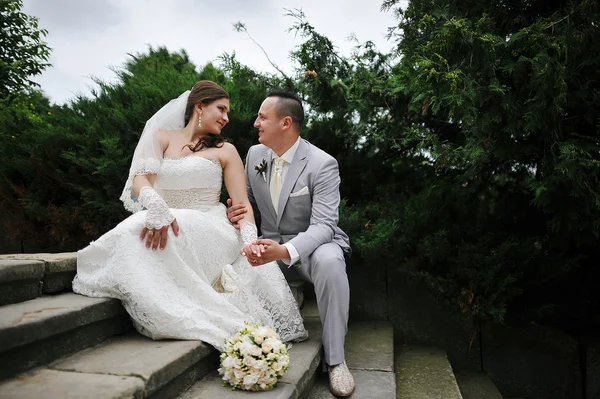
[328,361,355,397]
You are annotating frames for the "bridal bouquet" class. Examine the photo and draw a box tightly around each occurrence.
[218,322,290,391]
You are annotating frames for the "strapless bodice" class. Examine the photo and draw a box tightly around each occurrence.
[154,156,223,210]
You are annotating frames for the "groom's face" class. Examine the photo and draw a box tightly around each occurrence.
[254,97,283,148]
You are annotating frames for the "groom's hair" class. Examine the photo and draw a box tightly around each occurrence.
[267,90,304,131]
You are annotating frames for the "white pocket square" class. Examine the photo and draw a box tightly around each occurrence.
[290,186,309,197]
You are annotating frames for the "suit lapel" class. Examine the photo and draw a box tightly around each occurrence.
[277,139,309,225]
[260,147,278,220]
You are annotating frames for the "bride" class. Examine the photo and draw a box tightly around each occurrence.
[73,80,308,348]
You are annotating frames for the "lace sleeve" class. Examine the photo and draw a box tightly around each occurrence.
[240,221,258,245]
[138,186,175,229]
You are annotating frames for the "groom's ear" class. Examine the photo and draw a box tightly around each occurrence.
[281,116,293,130]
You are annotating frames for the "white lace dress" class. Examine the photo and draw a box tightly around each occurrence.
[73,156,307,349]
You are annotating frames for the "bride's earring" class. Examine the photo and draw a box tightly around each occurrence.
[197,111,203,129]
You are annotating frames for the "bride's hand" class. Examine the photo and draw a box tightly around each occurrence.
[140,219,180,250]
[241,242,265,263]
[245,239,287,266]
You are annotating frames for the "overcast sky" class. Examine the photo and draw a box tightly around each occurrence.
[22,0,405,104]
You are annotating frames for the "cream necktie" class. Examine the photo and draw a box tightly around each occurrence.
[270,157,285,214]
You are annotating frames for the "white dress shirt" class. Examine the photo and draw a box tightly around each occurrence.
[271,137,301,266]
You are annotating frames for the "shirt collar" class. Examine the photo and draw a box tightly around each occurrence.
[271,137,300,164]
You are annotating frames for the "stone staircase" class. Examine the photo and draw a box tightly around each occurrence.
[0,253,501,398]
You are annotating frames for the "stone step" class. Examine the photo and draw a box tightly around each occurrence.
[455,370,503,399]
[0,292,131,380]
[0,331,218,398]
[178,300,323,398]
[308,321,396,398]
[395,345,464,399]
[0,252,307,310]
[0,253,77,306]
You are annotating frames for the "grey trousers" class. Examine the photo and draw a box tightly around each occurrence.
[279,242,350,366]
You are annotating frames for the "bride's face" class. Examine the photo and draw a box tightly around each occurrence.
[198,98,230,134]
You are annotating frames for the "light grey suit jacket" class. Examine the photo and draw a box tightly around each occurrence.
[245,139,350,262]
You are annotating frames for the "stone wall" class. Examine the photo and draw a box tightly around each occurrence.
[347,258,585,399]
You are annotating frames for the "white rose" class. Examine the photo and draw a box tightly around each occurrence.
[238,340,253,356]
[250,345,262,357]
[272,362,282,371]
[221,355,235,369]
[255,326,269,339]
[262,343,272,353]
[243,373,259,387]
[253,359,267,371]
[279,356,290,368]
[234,368,245,380]
[243,356,254,367]
[264,338,283,352]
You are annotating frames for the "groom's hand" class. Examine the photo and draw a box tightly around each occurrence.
[245,239,289,266]
[226,198,248,229]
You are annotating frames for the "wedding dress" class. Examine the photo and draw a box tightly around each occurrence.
[73,155,308,349]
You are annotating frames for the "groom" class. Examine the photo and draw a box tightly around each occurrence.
[227,90,354,397]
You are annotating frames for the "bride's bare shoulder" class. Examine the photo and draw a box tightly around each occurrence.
[216,142,242,165]
[157,128,183,149]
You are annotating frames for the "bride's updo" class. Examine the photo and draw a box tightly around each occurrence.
[183,80,229,152]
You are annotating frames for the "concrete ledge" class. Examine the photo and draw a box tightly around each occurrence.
[179,371,297,399]
[455,370,503,399]
[0,260,44,306]
[345,322,394,372]
[0,253,77,298]
[0,293,126,353]
[308,321,396,398]
[396,346,463,399]
[0,368,145,399]
[309,369,396,399]
[0,293,131,380]
[51,332,217,397]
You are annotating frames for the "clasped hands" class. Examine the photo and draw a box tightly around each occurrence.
[227,199,288,267]
[242,239,288,267]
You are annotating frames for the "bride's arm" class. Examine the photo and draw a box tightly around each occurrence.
[221,142,257,227]
[133,174,157,197]
[131,132,178,250]
[221,143,265,261]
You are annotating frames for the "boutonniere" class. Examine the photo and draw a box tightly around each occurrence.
[254,159,267,182]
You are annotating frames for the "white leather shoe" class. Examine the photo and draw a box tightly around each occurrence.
[328,361,355,397]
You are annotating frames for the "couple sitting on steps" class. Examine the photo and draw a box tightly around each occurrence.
[72,81,355,397]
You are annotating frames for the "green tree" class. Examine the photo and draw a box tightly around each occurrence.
[0,0,51,99]
[380,0,600,329]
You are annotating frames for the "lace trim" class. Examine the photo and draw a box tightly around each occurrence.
[163,155,221,165]
[138,186,174,229]
[240,221,258,245]
[132,158,162,175]
[120,158,163,213]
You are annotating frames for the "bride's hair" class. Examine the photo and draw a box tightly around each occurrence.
[183,80,229,152]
